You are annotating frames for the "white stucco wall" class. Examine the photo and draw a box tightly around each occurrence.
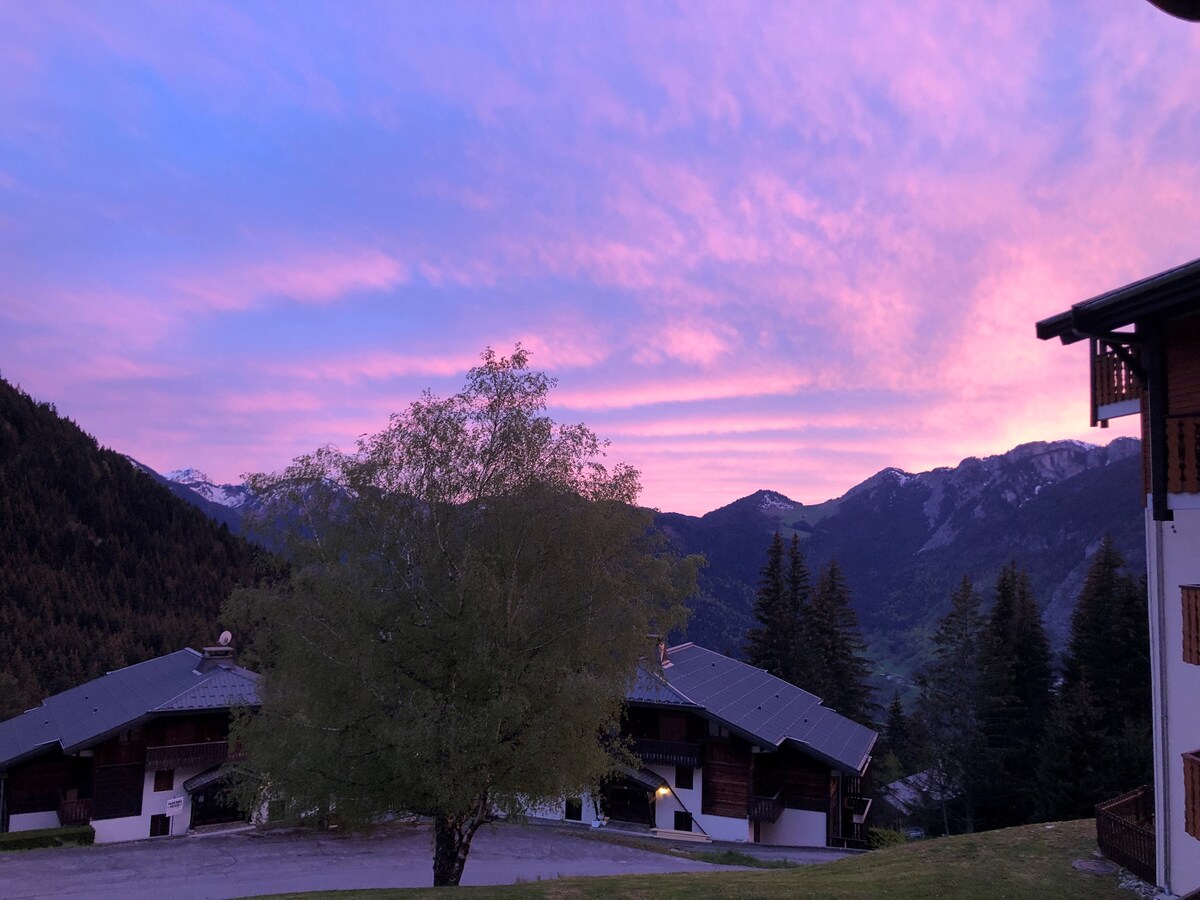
[8,811,59,832]
[91,764,208,843]
[1147,503,1200,897]
[759,808,826,847]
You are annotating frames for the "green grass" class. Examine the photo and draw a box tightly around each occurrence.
[246,818,1131,899]
[688,849,798,869]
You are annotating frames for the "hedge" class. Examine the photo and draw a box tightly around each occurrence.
[0,824,95,851]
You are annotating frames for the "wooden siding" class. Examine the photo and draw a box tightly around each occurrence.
[1167,313,1200,416]
[1185,586,1200,667]
[1185,752,1200,842]
[702,737,751,818]
[753,745,831,813]
[5,753,90,815]
[92,763,143,821]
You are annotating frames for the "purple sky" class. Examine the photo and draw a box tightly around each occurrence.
[2,2,1194,515]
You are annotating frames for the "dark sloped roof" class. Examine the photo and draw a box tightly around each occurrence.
[633,643,877,775]
[1036,257,1200,344]
[0,649,259,770]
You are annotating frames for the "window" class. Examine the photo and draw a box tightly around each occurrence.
[1184,586,1200,666]
[149,814,170,837]
[674,811,692,832]
[675,766,694,790]
[1186,751,1200,842]
[565,798,583,822]
[153,769,174,792]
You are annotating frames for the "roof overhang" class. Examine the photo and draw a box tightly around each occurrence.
[1036,257,1200,344]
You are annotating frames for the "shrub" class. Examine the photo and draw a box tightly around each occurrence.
[868,827,909,849]
[0,824,95,851]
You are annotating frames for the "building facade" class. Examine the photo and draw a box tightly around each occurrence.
[0,645,258,842]
[1038,261,1200,897]
[538,642,877,848]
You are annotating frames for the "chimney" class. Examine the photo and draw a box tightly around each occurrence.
[198,630,236,672]
[657,639,671,668]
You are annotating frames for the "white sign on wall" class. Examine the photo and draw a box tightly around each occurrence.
[165,796,185,816]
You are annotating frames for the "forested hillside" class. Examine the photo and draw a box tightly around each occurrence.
[0,377,260,718]
[659,439,1144,684]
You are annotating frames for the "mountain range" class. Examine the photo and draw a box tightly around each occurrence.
[159,436,1145,695]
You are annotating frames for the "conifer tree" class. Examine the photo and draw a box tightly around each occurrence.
[1035,537,1150,818]
[744,531,787,676]
[882,692,914,773]
[807,558,875,722]
[976,563,1052,828]
[914,576,986,833]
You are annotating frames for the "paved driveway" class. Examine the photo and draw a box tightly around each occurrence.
[0,822,746,899]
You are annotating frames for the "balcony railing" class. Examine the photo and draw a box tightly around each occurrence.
[1167,415,1200,495]
[748,791,783,824]
[632,738,700,769]
[1096,785,1156,884]
[1090,340,1142,424]
[146,740,235,771]
[57,798,92,826]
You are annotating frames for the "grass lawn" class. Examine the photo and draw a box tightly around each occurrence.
[248,818,1133,899]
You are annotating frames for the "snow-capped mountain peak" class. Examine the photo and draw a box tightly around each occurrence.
[164,467,252,510]
[165,467,211,485]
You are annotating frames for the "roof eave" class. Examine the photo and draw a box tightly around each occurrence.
[1036,256,1200,344]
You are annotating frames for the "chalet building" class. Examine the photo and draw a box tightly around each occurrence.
[1038,260,1200,897]
[548,642,877,848]
[0,643,258,842]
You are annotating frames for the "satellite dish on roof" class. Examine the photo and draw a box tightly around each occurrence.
[218,630,233,647]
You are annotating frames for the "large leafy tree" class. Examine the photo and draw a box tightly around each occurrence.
[226,348,696,887]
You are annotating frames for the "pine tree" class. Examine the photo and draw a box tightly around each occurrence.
[976,563,1052,828]
[807,558,875,722]
[1035,537,1151,818]
[914,576,986,833]
[744,532,788,676]
[882,692,914,773]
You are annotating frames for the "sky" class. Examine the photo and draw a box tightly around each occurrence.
[2,2,1197,516]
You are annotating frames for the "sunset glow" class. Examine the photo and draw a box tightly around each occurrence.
[5,1,1188,514]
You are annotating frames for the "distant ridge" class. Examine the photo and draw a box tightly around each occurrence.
[0,377,260,718]
[156,438,1143,696]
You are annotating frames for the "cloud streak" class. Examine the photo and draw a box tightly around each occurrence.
[0,1,1182,513]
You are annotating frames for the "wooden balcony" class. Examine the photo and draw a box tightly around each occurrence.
[1091,340,1142,424]
[632,738,701,769]
[1096,785,1155,884]
[748,791,783,824]
[145,741,235,770]
[1184,586,1200,667]
[57,798,92,826]
[1167,415,1200,494]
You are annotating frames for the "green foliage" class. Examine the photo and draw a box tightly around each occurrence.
[0,377,260,717]
[225,347,698,888]
[0,824,95,851]
[806,559,875,722]
[912,576,986,834]
[1035,538,1151,819]
[744,532,813,688]
[976,563,1052,828]
[867,827,908,849]
[690,849,799,869]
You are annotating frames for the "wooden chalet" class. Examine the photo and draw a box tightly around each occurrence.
[0,644,259,842]
[553,642,877,848]
[1038,259,1200,896]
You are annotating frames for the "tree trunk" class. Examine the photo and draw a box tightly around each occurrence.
[431,793,490,887]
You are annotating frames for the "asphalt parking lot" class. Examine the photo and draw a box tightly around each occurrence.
[0,821,852,899]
